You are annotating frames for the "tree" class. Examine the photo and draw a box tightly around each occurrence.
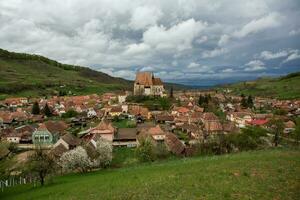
[32,101,40,115]
[43,103,52,117]
[293,118,300,142]
[135,138,155,162]
[59,146,92,173]
[268,118,284,147]
[169,87,174,98]
[198,95,205,106]
[94,138,113,168]
[241,95,248,108]
[247,95,254,108]
[27,146,56,186]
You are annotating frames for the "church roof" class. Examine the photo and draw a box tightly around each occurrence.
[135,72,163,86]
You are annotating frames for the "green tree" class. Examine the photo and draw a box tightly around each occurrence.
[61,109,78,118]
[169,87,174,98]
[135,138,155,162]
[27,146,56,186]
[241,95,248,108]
[293,118,300,142]
[198,95,205,106]
[268,118,284,147]
[247,95,254,108]
[32,101,40,115]
[43,103,52,117]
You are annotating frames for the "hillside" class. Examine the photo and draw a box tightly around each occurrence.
[1,148,299,200]
[222,72,300,99]
[0,49,186,99]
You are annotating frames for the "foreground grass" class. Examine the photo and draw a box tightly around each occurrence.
[1,148,300,200]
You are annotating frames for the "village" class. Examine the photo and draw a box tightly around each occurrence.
[0,71,299,160]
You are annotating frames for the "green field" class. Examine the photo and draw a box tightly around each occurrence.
[1,148,299,200]
[223,72,300,99]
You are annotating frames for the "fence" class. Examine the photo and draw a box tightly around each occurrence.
[0,176,38,192]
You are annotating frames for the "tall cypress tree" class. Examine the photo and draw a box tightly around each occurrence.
[169,87,174,98]
[43,103,52,117]
[241,95,248,108]
[32,101,40,115]
[247,95,254,108]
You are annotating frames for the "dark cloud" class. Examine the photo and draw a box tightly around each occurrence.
[0,0,299,85]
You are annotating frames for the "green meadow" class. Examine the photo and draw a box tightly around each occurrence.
[1,148,299,200]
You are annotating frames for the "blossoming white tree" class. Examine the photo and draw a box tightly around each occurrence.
[60,146,92,173]
[94,138,113,168]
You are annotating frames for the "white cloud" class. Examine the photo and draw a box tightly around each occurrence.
[283,50,300,63]
[289,29,300,36]
[124,43,151,55]
[244,60,266,71]
[233,13,281,38]
[218,34,230,46]
[202,48,228,58]
[129,6,162,30]
[143,18,207,51]
[186,63,214,73]
[187,62,200,68]
[260,50,289,60]
[222,68,234,73]
[196,36,208,44]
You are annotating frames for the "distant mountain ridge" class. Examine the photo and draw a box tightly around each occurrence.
[0,48,186,99]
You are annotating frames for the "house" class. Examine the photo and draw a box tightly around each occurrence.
[171,106,190,116]
[164,133,185,156]
[133,72,165,96]
[109,106,123,117]
[6,131,21,143]
[226,112,253,128]
[44,120,69,136]
[32,123,56,144]
[128,105,150,119]
[52,133,81,157]
[113,128,137,147]
[247,119,269,127]
[87,108,97,118]
[4,97,28,107]
[177,123,202,140]
[15,125,36,144]
[83,121,115,142]
[203,120,223,135]
[155,114,175,124]
[284,120,296,134]
[118,92,128,104]
[138,125,166,143]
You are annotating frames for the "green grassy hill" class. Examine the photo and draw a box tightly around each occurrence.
[1,148,299,200]
[0,49,186,99]
[222,72,300,99]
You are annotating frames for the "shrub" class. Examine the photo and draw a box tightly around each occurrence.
[153,143,170,159]
[61,109,78,118]
[135,138,155,162]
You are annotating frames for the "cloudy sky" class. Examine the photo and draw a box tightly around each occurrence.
[0,0,300,85]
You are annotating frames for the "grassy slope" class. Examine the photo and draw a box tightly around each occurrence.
[0,49,132,99]
[223,72,300,99]
[1,148,299,200]
[0,49,187,99]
